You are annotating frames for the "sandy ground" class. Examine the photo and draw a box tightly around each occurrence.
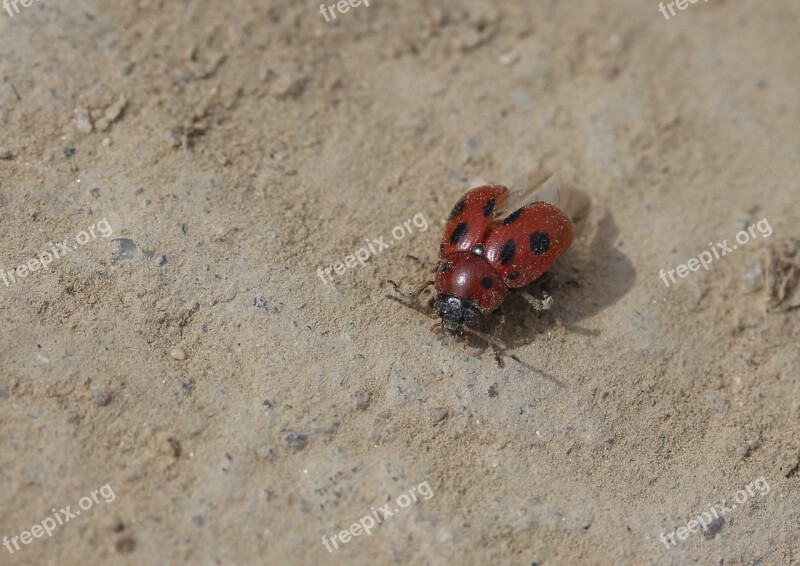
[0,0,798,564]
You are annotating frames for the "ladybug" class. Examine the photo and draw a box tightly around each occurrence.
[386,171,578,365]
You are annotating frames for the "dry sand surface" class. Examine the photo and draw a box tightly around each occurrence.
[1,0,799,564]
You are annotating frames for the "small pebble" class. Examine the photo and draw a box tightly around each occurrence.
[703,517,724,539]
[741,259,765,293]
[352,390,371,411]
[170,347,186,361]
[96,96,127,131]
[74,108,93,133]
[115,538,136,554]
[283,430,309,451]
[214,281,240,305]
[111,238,143,261]
[431,407,449,424]
[92,392,111,406]
[499,50,520,66]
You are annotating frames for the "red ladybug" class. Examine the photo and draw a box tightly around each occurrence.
[387,172,579,364]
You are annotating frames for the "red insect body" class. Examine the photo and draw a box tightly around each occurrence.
[436,184,573,316]
[386,174,578,362]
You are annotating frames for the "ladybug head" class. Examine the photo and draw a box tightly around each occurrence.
[432,253,508,334]
[433,294,481,334]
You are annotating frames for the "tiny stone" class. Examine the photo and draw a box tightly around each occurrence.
[487,384,499,398]
[115,537,136,554]
[192,515,204,527]
[256,444,276,461]
[111,238,141,261]
[741,259,765,293]
[96,95,127,131]
[352,390,371,411]
[499,50,520,66]
[92,392,111,406]
[170,347,186,361]
[90,188,101,198]
[215,282,240,304]
[283,429,309,451]
[431,407,448,424]
[703,517,724,539]
[272,75,306,98]
[74,108,93,133]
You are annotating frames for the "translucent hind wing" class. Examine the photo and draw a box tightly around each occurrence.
[505,170,589,224]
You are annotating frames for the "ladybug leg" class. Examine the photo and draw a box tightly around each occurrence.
[493,350,505,368]
[386,279,434,302]
[482,309,505,367]
[411,279,435,300]
[385,280,438,320]
[385,293,438,319]
[516,289,553,312]
[489,308,507,367]
[493,308,506,338]
[461,326,507,367]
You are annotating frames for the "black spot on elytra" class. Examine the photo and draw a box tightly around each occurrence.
[480,277,493,289]
[502,209,524,225]
[449,200,466,220]
[507,272,520,281]
[498,239,516,265]
[529,231,550,255]
[449,222,469,246]
[483,198,496,217]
